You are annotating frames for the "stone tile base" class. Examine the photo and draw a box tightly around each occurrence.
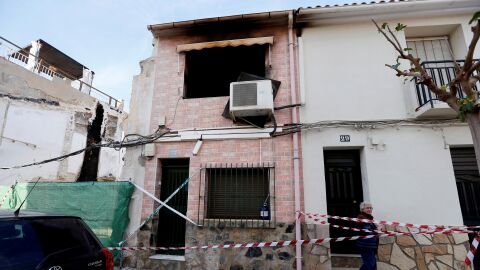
[121,223,471,270]
[377,226,470,270]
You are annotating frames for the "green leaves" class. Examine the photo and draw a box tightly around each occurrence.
[390,63,401,70]
[469,11,480,24]
[395,23,407,31]
[458,97,477,121]
[403,48,413,52]
[379,22,406,31]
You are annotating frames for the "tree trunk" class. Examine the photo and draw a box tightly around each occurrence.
[465,112,480,172]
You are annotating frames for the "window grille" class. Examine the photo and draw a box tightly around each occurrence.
[197,163,275,228]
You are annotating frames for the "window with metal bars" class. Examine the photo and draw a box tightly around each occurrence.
[198,163,275,228]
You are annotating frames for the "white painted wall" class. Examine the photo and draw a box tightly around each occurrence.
[121,57,156,243]
[98,147,124,178]
[302,126,468,225]
[0,104,70,184]
[67,132,87,175]
[299,14,477,122]
[300,21,408,122]
[299,12,477,225]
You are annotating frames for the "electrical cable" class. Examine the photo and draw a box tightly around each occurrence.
[269,115,277,136]
[169,96,182,127]
[0,128,171,170]
[274,103,302,110]
[1,117,464,170]
[237,116,263,129]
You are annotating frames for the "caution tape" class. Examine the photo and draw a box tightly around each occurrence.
[329,223,472,235]
[298,218,471,235]
[466,233,480,267]
[301,211,480,266]
[119,172,196,247]
[108,235,380,251]
[130,180,197,226]
[109,226,475,252]
[300,211,480,230]
[113,226,478,266]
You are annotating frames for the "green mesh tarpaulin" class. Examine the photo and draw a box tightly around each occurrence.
[0,181,134,249]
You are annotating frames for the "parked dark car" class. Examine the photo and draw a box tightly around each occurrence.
[0,210,113,270]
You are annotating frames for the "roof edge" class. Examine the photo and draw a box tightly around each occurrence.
[148,10,291,34]
[296,0,480,22]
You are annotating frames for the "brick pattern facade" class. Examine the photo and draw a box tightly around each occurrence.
[142,25,297,224]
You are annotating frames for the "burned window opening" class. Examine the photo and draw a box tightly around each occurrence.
[77,103,104,182]
[183,44,267,99]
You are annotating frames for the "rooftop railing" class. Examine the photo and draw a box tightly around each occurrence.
[0,36,121,109]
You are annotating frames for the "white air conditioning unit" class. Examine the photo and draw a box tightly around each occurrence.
[229,80,274,118]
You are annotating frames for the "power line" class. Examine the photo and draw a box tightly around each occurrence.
[0,128,171,170]
[0,118,464,170]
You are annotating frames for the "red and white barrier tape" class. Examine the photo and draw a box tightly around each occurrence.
[0,185,13,208]
[300,211,480,230]
[108,235,380,251]
[300,219,471,235]
[329,223,472,235]
[466,233,480,267]
[109,227,473,252]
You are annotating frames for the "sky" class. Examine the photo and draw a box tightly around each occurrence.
[0,0,354,111]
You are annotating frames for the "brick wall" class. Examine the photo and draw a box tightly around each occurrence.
[141,24,297,224]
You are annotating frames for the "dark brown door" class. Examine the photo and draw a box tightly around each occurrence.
[450,147,480,268]
[451,147,480,225]
[156,159,189,255]
[324,150,364,254]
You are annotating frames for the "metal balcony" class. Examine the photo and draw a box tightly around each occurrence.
[414,60,479,119]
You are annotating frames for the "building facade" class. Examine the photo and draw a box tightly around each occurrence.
[123,12,305,270]
[123,1,480,269]
[297,0,480,269]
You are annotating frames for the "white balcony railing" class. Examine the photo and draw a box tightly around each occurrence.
[0,36,121,109]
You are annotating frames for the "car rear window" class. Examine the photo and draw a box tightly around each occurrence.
[0,217,101,269]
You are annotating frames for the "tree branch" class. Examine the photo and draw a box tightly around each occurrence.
[473,74,480,84]
[443,95,460,112]
[386,24,405,56]
[468,60,480,76]
[385,64,421,77]
[372,19,467,112]
[449,82,459,98]
[464,20,480,72]
[372,19,404,56]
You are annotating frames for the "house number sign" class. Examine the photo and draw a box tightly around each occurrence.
[340,135,350,142]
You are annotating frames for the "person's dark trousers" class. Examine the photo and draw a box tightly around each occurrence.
[359,248,377,270]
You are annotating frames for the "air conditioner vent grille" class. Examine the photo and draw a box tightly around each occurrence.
[232,83,257,106]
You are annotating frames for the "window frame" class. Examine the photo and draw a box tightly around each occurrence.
[198,163,276,228]
[182,44,268,99]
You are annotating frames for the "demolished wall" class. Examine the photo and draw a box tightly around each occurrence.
[0,57,126,184]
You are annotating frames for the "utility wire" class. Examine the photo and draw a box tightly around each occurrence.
[0,128,171,170]
[1,118,463,170]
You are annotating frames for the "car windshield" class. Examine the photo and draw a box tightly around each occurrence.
[0,217,100,270]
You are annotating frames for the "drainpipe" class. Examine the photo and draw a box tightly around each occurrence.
[288,10,302,270]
